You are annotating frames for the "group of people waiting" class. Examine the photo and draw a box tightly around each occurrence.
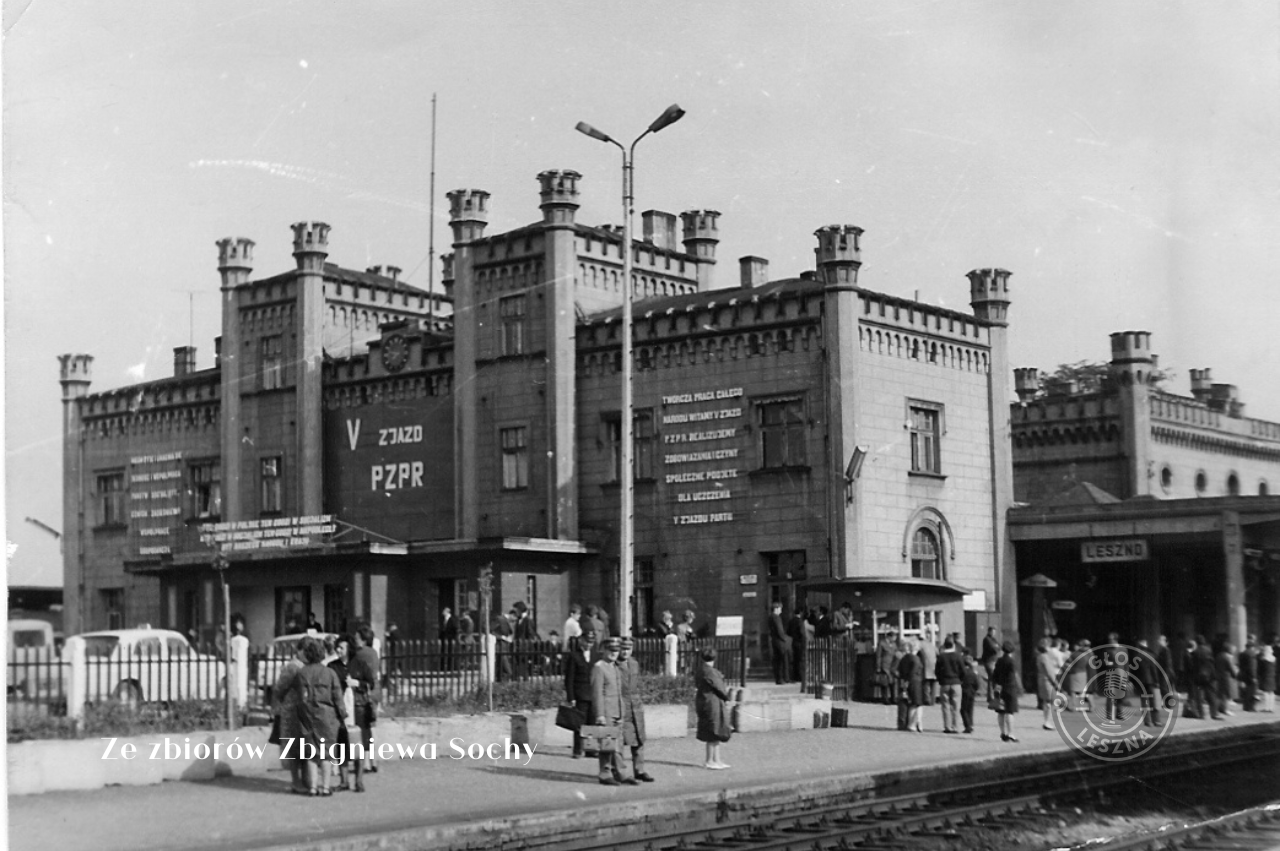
[271,625,381,796]
[873,625,1021,740]
[1030,630,1279,730]
[562,623,736,785]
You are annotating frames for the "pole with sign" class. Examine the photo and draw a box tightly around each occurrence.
[212,549,233,729]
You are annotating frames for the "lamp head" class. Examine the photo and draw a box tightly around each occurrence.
[575,121,613,144]
[648,103,686,133]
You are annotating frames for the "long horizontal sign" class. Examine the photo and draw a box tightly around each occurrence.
[201,515,336,552]
[1081,539,1149,563]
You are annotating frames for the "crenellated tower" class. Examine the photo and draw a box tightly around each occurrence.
[448,189,490,540]
[814,224,863,286]
[292,222,330,516]
[680,209,720,291]
[969,268,1016,637]
[1109,330,1155,497]
[217,237,254,522]
[538,170,582,538]
[59,353,94,635]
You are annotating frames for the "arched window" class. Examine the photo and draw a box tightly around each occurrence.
[1160,465,1173,493]
[1227,472,1240,496]
[1261,480,1270,496]
[1195,470,1207,496]
[911,528,941,580]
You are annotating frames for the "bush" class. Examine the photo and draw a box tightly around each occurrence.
[7,700,230,743]
[385,673,695,718]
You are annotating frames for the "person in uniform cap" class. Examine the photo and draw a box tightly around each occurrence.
[591,637,633,785]
[616,637,654,782]
[564,628,597,758]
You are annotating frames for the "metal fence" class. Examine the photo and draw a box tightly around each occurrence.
[802,638,860,701]
[7,648,69,719]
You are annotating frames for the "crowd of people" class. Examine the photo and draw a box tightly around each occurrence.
[270,625,381,796]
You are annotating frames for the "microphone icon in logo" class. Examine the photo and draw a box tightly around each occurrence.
[1099,666,1130,728]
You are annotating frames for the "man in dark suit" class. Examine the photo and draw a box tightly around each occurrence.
[787,605,808,684]
[981,626,1001,700]
[440,606,458,671]
[564,628,597,759]
[768,601,792,685]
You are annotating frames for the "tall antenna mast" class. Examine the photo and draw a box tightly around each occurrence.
[427,93,438,331]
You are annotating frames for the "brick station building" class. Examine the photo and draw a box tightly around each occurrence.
[1009,331,1280,652]
[60,169,1019,663]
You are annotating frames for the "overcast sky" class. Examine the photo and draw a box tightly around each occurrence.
[5,1,1279,587]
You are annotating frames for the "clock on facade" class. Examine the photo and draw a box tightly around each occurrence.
[380,334,409,373]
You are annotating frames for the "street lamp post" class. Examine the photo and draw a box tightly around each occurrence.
[576,104,685,637]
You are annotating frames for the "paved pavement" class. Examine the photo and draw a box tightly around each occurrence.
[10,695,1278,851]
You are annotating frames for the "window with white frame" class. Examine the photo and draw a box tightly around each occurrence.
[908,403,942,474]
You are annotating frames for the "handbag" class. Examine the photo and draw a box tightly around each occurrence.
[555,703,585,732]
[267,714,281,745]
[579,724,621,754]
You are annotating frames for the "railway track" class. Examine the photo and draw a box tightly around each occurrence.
[1073,802,1280,851]
[506,731,1280,851]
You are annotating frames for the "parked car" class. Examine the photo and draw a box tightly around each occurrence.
[77,627,225,706]
[7,618,59,696]
[253,632,337,705]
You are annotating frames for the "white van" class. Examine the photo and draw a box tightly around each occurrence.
[7,618,57,695]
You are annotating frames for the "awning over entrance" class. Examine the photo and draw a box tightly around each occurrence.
[800,575,972,611]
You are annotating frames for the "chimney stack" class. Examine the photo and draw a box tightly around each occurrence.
[642,210,679,250]
[173,346,196,377]
[739,256,769,289]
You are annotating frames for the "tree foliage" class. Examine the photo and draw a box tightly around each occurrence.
[1040,360,1173,394]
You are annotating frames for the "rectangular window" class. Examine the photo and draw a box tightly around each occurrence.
[189,460,221,520]
[276,587,309,635]
[260,334,283,390]
[909,403,943,474]
[260,456,283,514]
[101,588,125,630]
[499,294,526,356]
[501,426,529,490]
[758,397,806,469]
[763,550,807,582]
[97,471,126,527]
[634,557,655,635]
[605,409,655,483]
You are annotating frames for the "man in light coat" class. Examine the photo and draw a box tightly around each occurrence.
[591,638,633,785]
[616,637,654,782]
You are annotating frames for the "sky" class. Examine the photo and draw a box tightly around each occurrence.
[5,1,1279,587]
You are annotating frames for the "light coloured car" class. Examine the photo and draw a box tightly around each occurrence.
[254,632,337,703]
[77,627,225,705]
[7,619,58,696]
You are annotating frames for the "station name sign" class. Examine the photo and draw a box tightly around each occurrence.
[1081,539,1149,563]
[201,515,336,552]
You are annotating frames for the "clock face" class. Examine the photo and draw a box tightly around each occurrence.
[381,334,408,373]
